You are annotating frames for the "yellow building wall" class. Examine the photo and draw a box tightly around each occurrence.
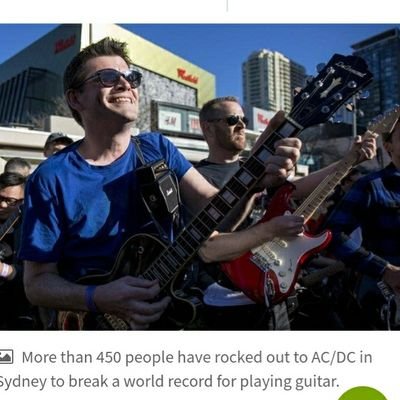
[82,24,215,107]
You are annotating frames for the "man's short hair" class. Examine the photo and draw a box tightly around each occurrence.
[199,96,241,122]
[63,37,133,126]
[4,157,31,176]
[0,172,26,190]
[44,132,73,149]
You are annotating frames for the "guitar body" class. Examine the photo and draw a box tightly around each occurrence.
[114,234,201,329]
[221,184,332,304]
[59,234,200,330]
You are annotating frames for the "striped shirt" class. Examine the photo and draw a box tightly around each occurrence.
[327,163,400,278]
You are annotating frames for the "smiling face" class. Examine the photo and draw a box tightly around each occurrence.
[68,55,139,130]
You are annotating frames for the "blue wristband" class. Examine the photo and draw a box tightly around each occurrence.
[85,285,98,313]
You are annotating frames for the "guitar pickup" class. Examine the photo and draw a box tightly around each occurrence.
[250,253,270,272]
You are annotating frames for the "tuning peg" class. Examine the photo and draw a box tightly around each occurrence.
[360,90,370,100]
[301,92,310,100]
[314,80,324,88]
[316,63,326,73]
[358,110,365,118]
[345,103,354,112]
[347,81,358,89]
[333,93,343,101]
[321,106,331,114]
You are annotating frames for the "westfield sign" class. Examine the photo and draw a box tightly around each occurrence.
[177,68,199,84]
[54,34,76,54]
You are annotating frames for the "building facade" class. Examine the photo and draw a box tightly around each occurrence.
[0,24,215,129]
[0,24,217,166]
[242,49,306,113]
[352,28,400,126]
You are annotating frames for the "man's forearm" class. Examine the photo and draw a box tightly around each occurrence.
[24,268,87,311]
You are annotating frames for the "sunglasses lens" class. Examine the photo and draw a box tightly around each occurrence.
[226,115,248,126]
[226,116,240,126]
[98,70,142,89]
[126,71,142,89]
[99,70,120,87]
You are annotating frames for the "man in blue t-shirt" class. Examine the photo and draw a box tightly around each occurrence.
[19,37,302,330]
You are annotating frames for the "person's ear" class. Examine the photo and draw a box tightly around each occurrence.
[65,89,84,113]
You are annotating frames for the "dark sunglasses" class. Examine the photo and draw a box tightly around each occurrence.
[207,115,249,126]
[78,68,142,89]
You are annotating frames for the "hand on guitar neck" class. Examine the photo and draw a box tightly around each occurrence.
[252,111,302,189]
[344,132,378,165]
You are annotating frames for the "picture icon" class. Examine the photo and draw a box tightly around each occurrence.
[0,350,13,364]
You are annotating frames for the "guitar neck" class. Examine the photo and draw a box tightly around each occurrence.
[0,209,20,241]
[294,151,359,222]
[142,118,302,287]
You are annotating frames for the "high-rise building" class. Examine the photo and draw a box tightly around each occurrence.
[242,49,306,113]
[352,28,400,126]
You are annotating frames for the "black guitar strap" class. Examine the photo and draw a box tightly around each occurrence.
[132,136,181,244]
[132,136,146,165]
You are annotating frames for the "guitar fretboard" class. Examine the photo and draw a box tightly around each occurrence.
[294,136,366,222]
[142,120,301,288]
[294,159,354,222]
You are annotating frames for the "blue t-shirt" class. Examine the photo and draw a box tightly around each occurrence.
[19,133,191,281]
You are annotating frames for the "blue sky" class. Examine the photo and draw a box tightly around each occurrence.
[0,24,399,101]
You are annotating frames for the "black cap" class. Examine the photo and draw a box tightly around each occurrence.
[45,132,74,147]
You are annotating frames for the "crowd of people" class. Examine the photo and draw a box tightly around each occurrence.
[1,37,399,331]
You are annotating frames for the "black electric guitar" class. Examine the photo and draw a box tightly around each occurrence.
[58,54,373,330]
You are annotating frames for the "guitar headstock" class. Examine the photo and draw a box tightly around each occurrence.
[290,54,373,129]
[367,105,400,136]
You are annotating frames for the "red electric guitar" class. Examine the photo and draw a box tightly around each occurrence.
[221,105,400,305]
[59,54,373,329]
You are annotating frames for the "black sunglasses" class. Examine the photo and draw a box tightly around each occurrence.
[207,115,249,126]
[0,195,23,206]
[78,68,142,89]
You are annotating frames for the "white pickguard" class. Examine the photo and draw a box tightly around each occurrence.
[250,232,330,295]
